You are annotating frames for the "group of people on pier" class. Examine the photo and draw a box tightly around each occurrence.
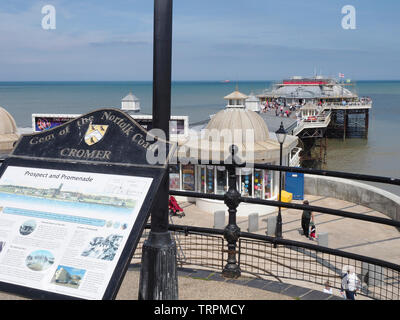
[261,98,303,118]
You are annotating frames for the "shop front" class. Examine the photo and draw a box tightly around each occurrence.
[169,164,278,201]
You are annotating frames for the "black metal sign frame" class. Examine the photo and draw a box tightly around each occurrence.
[0,108,174,300]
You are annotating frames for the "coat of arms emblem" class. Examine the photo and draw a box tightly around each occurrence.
[84,124,109,146]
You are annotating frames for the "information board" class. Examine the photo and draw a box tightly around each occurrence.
[0,108,175,300]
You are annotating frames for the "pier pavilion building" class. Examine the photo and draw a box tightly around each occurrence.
[171,89,299,215]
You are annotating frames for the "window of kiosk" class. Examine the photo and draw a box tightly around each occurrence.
[274,169,280,197]
[216,166,227,195]
[254,169,263,199]
[206,166,215,194]
[169,164,180,190]
[198,166,206,193]
[240,168,253,197]
[264,167,273,199]
[182,164,195,191]
[235,167,241,191]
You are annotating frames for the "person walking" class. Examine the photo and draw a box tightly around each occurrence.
[341,268,361,300]
[301,200,314,238]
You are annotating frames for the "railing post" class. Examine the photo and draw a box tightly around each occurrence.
[222,145,241,279]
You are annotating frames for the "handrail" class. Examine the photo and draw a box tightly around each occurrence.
[170,160,400,186]
[249,163,400,186]
[162,224,400,273]
[9,154,396,186]
[170,190,400,229]
[137,224,400,300]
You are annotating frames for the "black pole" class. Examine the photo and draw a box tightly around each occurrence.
[276,142,283,238]
[151,0,173,234]
[138,0,178,300]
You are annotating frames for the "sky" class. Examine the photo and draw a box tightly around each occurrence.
[0,0,399,81]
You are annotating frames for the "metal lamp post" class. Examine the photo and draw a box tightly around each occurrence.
[275,122,287,238]
[138,0,178,300]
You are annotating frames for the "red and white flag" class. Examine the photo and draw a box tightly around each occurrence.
[339,73,345,78]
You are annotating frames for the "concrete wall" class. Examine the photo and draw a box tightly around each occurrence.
[304,175,400,221]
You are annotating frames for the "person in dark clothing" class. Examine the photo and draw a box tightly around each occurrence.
[301,200,314,238]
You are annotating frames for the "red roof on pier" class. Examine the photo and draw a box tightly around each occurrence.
[282,80,328,85]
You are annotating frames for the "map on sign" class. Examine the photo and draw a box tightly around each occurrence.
[0,166,152,300]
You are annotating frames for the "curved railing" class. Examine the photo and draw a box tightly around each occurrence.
[133,224,400,300]
[162,157,400,300]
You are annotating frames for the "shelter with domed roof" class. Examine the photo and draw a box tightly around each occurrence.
[0,106,19,154]
[121,91,141,113]
[170,89,299,215]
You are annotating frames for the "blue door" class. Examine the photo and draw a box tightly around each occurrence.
[285,171,304,200]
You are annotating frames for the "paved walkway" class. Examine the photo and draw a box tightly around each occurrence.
[115,266,340,300]
[0,265,332,301]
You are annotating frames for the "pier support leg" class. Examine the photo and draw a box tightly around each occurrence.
[365,109,369,139]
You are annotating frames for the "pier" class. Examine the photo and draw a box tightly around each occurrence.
[323,101,371,139]
[256,106,330,168]
[257,77,373,168]
[261,101,371,168]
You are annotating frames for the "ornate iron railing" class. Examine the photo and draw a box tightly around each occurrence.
[162,148,400,300]
[133,225,400,300]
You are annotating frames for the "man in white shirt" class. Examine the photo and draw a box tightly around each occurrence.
[341,269,361,300]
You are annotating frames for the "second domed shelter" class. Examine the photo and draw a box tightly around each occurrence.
[0,106,19,154]
[121,91,141,113]
[171,89,299,215]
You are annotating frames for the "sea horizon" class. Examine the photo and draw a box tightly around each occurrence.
[0,80,399,196]
[1,79,400,83]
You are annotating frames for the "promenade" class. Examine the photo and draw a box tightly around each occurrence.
[0,194,398,300]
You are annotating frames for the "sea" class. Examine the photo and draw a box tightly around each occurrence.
[0,80,399,196]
